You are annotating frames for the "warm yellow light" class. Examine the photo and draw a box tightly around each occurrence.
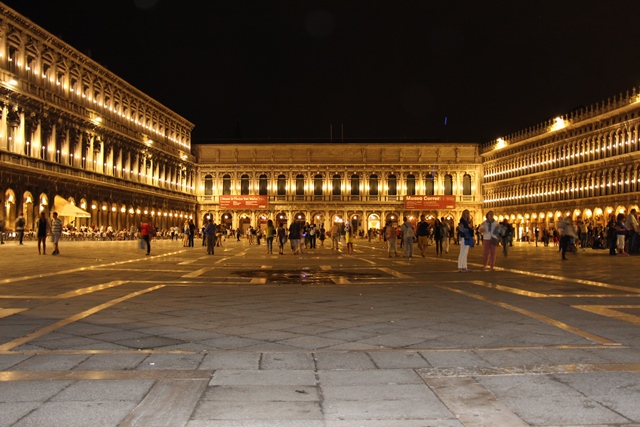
[495,138,506,149]
[550,117,567,131]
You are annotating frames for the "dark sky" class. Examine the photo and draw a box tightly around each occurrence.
[5,1,640,144]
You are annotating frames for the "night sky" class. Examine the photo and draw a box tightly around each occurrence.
[5,1,640,144]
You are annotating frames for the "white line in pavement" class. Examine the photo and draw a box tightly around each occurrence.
[0,285,166,352]
[378,267,413,279]
[437,285,620,346]
[0,250,187,285]
[181,267,215,278]
[0,308,27,319]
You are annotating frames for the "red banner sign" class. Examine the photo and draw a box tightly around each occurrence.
[404,195,456,210]
[219,195,268,210]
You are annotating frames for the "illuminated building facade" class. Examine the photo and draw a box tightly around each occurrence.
[0,4,197,231]
[195,143,484,233]
[482,95,640,237]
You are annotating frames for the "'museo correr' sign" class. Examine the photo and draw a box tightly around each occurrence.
[219,195,268,209]
[404,195,455,210]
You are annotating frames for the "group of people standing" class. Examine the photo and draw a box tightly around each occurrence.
[457,210,507,272]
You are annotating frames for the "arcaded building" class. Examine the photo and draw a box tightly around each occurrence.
[0,4,197,232]
[194,142,483,233]
[482,95,640,237]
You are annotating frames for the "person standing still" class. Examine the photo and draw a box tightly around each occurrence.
[433,218,443,257]
[51,212,63,255]
[416,215,430,257]
[344,222,354,255]
[36,211,50,255]
[277,223,286,255]
[441,217,450,254]
[15,212,25,245]
[385,221,398,257]
[330,222,340,250]
[188,219,196,247]
[401,217,415,259]
[458,209,473,272]
[479,210,499,271]
[204,219,216,255]
[265,220,276,254]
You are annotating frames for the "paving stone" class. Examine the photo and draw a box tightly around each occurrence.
[260,352,315,370]
[323,399,452,420]
[210,370,317,386]
[9,354,90,371]
[50,379,154,401]
[314,352,376,370]
[318,370,423,386]
[11,401,137,427]
[202,385,319,402]
[0,402,41,426]
[75,353,149,370]
[199,351,260,370]
[367,351,431,369]
[193,400,323,420]
[0,381,72,402]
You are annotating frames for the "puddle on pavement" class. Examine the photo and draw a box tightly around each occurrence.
[233,269,383,285]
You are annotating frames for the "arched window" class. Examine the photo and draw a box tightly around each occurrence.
[314,174,323,196]
[277,174,286,196]
[388,174,397,197]
[462,174,471,195]
[444,174,453,195]
[204,174,213,196]
[241,174,250,195]
[222,174,231,195]
[406,174,416,195]
[296,174,305,196]
[370,174,379,198]
[425,173,434,195]
[332,174,342,196]
[351,174,360,196]
[259,174,268,195]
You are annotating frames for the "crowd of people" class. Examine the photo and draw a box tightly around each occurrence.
[2,209,638,263]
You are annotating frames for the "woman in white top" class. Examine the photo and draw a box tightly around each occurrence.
[478,210,502,271]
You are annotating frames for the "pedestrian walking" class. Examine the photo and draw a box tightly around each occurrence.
[15,212,25,245]
[140,216,154,256]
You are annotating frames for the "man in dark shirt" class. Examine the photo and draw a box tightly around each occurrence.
[289,221,302,255]
[416,215,430,257]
